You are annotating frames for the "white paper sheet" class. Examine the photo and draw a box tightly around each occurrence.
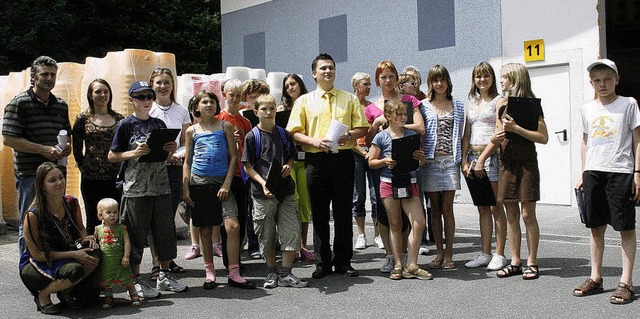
[325,119,349,153]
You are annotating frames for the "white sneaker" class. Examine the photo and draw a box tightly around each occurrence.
[278,273,308,288]
[465,253,492,268]
[355,234,366,249]
[419,245,430,255]
[157,272,188,292]
[374,235,384,249]
[487,254,509,271]
[380,255,394,273]
[263,272,279,289]
[134,277,160,300]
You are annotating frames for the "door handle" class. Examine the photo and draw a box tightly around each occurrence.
[555,129,567,142]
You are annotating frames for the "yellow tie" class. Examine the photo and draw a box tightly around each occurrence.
[320,91,333,137]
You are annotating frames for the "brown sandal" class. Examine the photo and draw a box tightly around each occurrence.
[130,293,142,307]
[573,278,603,297]
[522,265,539,280]
[610,282,635,304]
[390,266,402,280]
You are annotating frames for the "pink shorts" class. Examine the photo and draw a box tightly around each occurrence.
[379,181,420,199]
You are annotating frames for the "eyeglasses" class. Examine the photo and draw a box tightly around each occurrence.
[131,94,155,101]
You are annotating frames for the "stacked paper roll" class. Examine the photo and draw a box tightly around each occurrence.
[267,72,289,105]
[1,70,29,226]
[51,63,85,199]
[177,74,205,109]
[193,79,226,110]
[248,68,266,81]
[224,66,250,82]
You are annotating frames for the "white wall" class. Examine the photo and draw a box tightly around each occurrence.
[221,0,272,14]
[500,0,601,205]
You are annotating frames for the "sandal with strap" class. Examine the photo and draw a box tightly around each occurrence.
[390,266,402,280]
[522,265,539,280]
[610,282,635,305]
[102,296,114,309]
[169,261,186,273]
[573,278,603,297]
[130,293,142,307]
[497,264,522,278]
[402,264,434,280]
[427,259,443,269]
[150,266,161,281]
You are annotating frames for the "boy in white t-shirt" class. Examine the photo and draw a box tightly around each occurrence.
[574,59,639,304]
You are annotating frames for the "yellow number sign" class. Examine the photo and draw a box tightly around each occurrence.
[524,39,544,62]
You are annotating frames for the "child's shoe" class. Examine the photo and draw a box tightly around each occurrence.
[130,293,142,307]
[102,296,114,309]
[157,272,188,292]
[263,272,279,289]
[278,273,308,288]
[184,244,201,260]
[134,277,160,300]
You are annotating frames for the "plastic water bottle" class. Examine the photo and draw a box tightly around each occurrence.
[57,130,68,166]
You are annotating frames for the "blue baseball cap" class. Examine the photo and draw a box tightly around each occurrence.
[129,80,154,96]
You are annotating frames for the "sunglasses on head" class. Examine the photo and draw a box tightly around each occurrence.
[131,94,155,101]
[152,67,172,75]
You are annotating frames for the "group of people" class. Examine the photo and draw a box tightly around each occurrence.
[3,53,637,316]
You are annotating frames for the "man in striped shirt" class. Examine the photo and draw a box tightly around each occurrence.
[2,56,71,252]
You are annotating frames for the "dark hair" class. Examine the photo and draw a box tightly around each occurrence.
[281,74,308,109]
[150,67,176,102]
[427,64,453,101]
[30,56,58,86]
[86,79,118,116]
[311,53,335,72]
[30,162,64,261]
[468,62,499,101]
[191,90,220,116]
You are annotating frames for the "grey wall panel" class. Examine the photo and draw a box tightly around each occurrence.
[244,32,266,68]
[319,15,348,63]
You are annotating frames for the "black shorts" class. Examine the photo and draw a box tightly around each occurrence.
[190,184,223,227]
[582,170,636,231]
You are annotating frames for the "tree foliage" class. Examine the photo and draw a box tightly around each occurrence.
[0,0,221,74]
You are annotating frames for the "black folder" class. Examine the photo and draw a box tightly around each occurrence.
[391,134,421,175]
[501,97,543,140]
[276,110,292,128]
[464,171,496,206]
[265,158,286,202]
[138,128,181,162]
[242,109,259,127]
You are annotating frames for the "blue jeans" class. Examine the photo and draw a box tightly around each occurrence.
[352,152,377,218]
[16,176,36,253]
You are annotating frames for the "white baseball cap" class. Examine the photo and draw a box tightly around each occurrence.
[587,59,618,75]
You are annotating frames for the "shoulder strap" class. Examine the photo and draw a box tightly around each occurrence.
[252,126,262,160]
[276,126,290,154]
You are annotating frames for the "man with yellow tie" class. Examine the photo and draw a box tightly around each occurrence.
[287,53,370,279]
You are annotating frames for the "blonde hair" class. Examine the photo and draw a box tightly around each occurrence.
[254,94,276,109]
[500,63,535,98]
[383,100,406,121]
[223,78,243,93]
[97,198,119,220]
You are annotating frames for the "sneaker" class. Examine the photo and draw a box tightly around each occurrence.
[134,277,160,300]
[278,273,308,288]
[184,244,201,260]
[157,273,188,292]
[355,234,366,249]
[374,235,384,249]
[213,242,223,257]
[419,245,430,256]
[465,253,492,268]
[263,272,279,289]
[380,255,394,273]
[487,254,509,271]
[250,250,264,260]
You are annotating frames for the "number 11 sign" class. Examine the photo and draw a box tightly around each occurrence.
[524,39,545,62]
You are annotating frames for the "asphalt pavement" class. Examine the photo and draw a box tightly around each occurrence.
[1,203,638,318]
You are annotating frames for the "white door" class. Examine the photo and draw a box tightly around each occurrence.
[529,65,572,205]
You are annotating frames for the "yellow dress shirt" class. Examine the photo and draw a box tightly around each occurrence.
[286,87,370,153]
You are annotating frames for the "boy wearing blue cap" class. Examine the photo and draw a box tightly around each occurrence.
[108,81,187,299]
[574,59,638,304]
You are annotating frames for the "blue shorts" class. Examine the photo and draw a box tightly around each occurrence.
[466,151,499,182]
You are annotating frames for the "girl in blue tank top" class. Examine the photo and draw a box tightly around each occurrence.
[182,90,255,290]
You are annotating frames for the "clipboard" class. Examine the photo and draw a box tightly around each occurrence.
[574,188,587,224]
[501,97,543,140]
[265,158,286,202]
[463,171,496,206]
[391,134,421,175]
[138,128,181,162]
[242,109,259,127]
